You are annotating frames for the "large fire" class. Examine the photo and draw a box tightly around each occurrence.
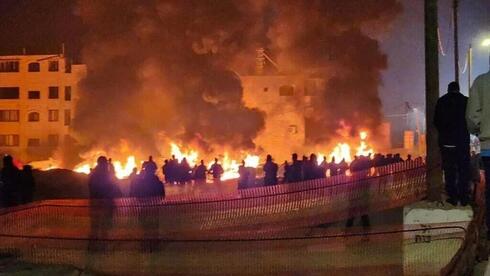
[35,131,374,180]
[319,131,374,164]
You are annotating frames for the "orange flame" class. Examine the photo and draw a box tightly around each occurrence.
[319,131,374,164]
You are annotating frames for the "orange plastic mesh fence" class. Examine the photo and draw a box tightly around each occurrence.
[0,159,426,239]
[0,159,454,275]
[0,159,426,238]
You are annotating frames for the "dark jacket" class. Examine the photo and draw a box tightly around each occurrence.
[88,166,122,199]
[1,166,21,206]
[263,161,278,186]
[131,174,165,198]
[434,92,470,148]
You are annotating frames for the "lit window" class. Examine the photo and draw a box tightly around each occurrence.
[28,112,40,122]
[28,62,40,72]
[0,135,19,146]
[48,135,59,146]
[279,85,294,96]
[48,87,59,99]
[0,110,19,122]
[64,86,71,101]
[27,138,41,147]
[28,91,40,99]
[48,61,59,72]
[0,87,19,99]
[0,61,19,72]
[64,109,71,126]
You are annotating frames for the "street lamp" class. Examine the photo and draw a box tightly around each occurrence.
[482,38,490,47]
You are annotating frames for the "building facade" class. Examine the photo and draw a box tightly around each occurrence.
[0,54,86,162]
[240,74,325,162]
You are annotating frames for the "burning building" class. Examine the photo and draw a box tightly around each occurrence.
[240,49,325,162]
[1,1,402,178]
[0,54,86,162]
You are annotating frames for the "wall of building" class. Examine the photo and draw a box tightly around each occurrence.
[0,55,86,162]
[241,75,320,162]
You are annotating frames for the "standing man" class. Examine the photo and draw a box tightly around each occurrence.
[290,153,303,182]
[193,160,207,184]
[209,158,224,180]
[263,154,278,186]
[434,82,470,206]
[1,155,21,207]
[467,62,490,234]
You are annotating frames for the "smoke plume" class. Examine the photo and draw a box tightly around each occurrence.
[72,0,401,159]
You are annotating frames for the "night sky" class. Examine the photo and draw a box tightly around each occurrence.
[0,0,488,117]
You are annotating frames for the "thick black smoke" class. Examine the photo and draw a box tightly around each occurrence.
[72,0,401,159]
[265,1,402,143]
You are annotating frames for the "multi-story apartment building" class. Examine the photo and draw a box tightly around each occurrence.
[0,54,86,162]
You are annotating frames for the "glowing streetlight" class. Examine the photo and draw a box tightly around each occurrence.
[482,38,490,47]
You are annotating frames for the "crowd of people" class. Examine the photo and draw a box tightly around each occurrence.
[279,152,409,185]
[161,156,224,184]
[85,151,414,199]
[0,149,415,207]
[88,156,165,200]
[0,155,35,208]
[125,151,412,192]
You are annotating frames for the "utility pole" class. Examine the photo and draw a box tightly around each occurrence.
[453,0,459,82]
[468,44,472,93]
[425,0,443,201]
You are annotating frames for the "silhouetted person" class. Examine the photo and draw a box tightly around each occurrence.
[108,158,116,178]
[128,167,140,196]
[283,161,291,183]
[209,158,224,180]
[131,166,165,198]
[349,156,359,174]
[290,153,303,182]
[179,157,192,184]
[307,153,322,179]
[194,160,207,184]
[238,160,249,189]
[373,154,384,167]
[358,156,371,173]
[393,153,404,163]
[338,159,349,176]
[302,155,312,180]
[435,81,470,206]
[1,155,20,207]
[263,155,278,186]
[162,159,170,183]
[319,156,328,178]
[167,155,178,184]
[89,156,121,199]
[88,156,121,253]
[329,157,338,176]
[385,154,394,165]
[131,165,164,253]
[142,155,158,173]
[20,165,35,204]
[406,154,412,162]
